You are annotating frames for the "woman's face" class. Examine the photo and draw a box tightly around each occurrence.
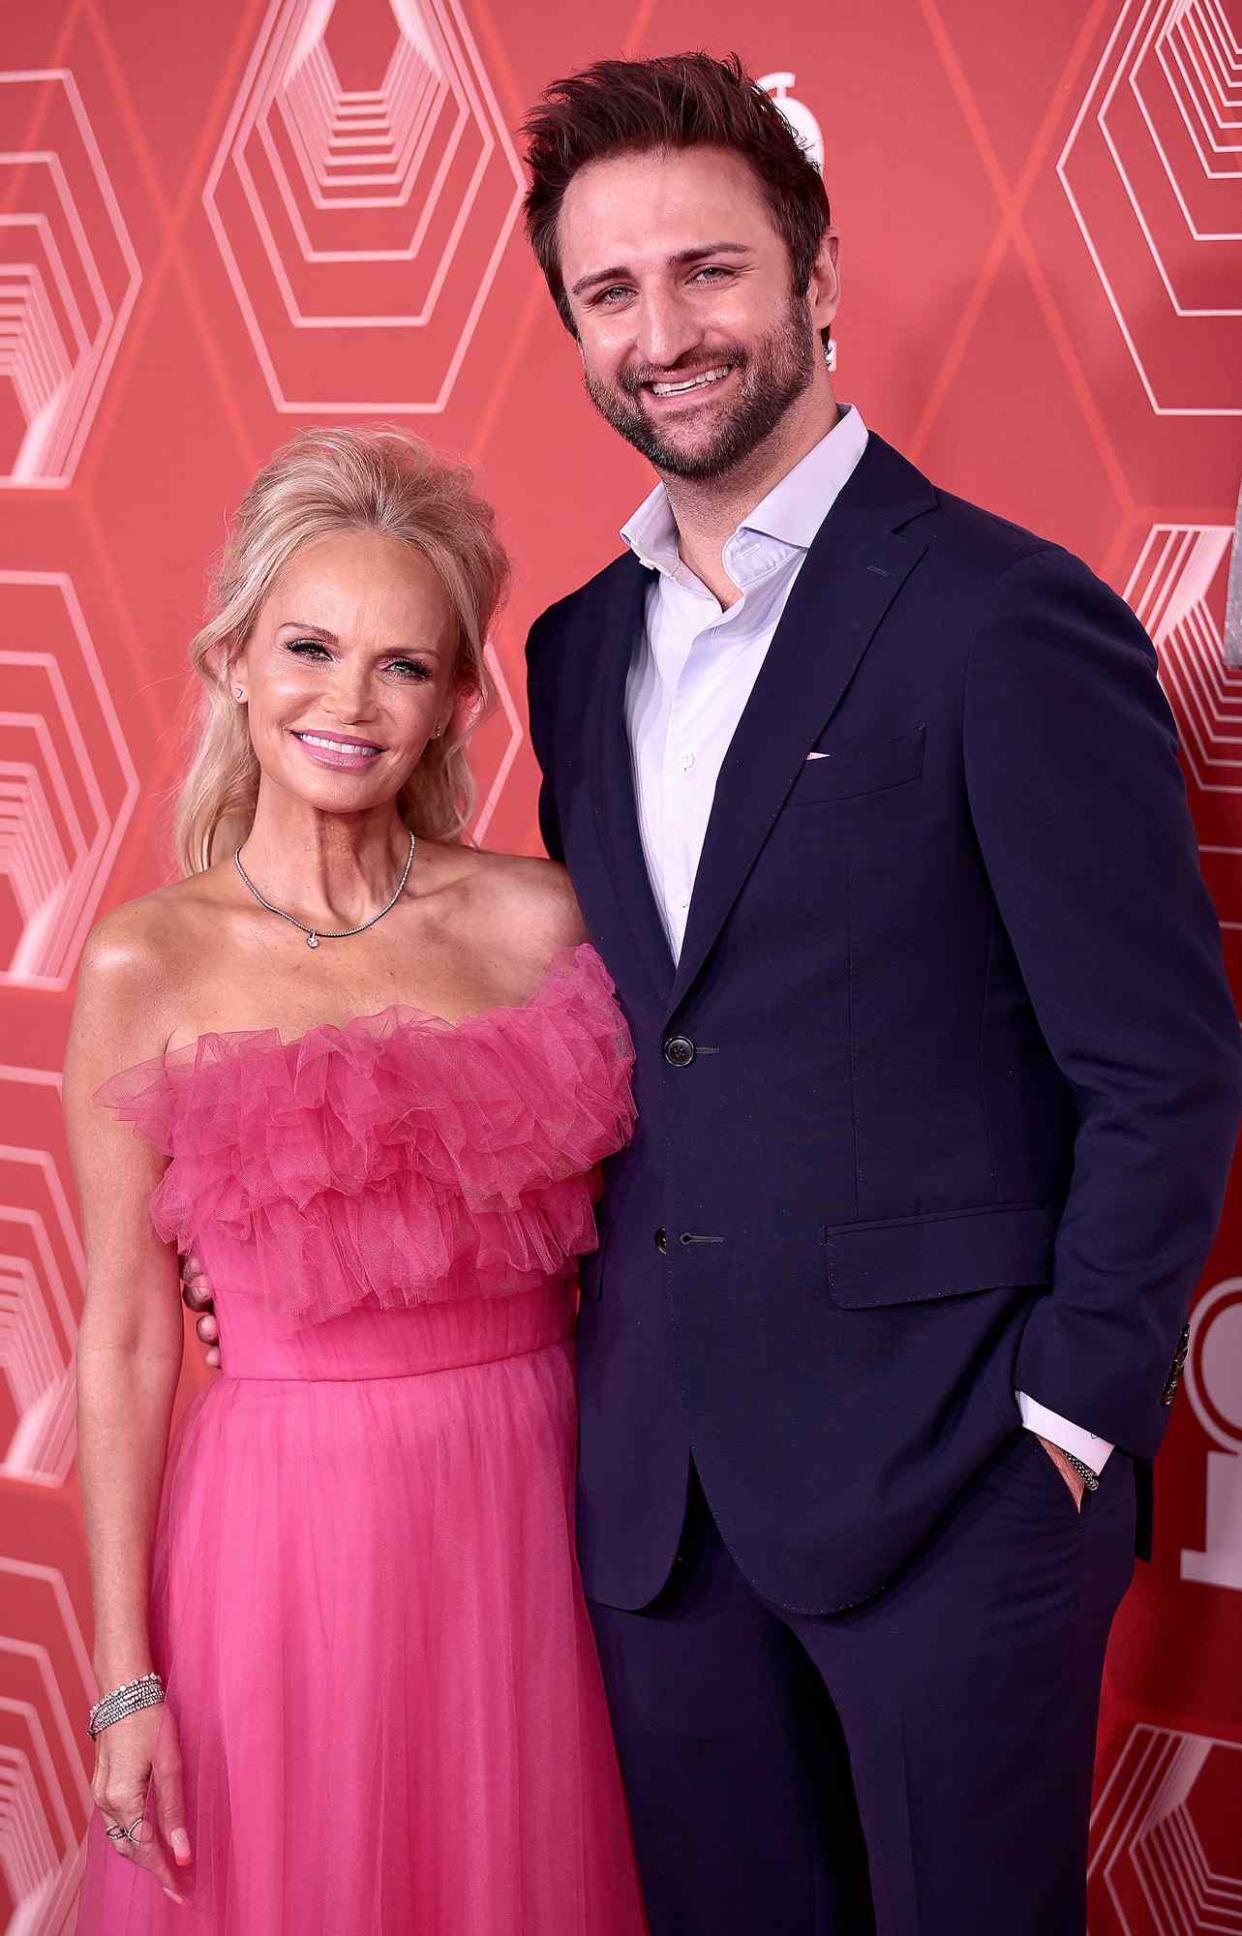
[236,530,459,816]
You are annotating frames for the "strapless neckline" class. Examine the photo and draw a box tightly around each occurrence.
[156,940,601,1067]
[96,939,636,1332]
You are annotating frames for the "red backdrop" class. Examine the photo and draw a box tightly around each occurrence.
[3,1,1240,1927]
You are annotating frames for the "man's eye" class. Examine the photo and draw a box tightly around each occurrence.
[595,286,632,306]
[692,267,732,284]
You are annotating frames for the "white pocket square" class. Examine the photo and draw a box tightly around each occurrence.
[806,750,830,761]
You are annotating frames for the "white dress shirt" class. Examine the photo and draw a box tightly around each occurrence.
[619,405,1113,1478]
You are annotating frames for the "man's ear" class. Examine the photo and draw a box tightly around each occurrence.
[808,229,841,339]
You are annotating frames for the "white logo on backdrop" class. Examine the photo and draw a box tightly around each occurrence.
[758,73,825,171]
[1181,1278,1242,1590]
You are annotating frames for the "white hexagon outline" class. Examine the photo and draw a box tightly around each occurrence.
[202,0,525,413]
[0,571,139,990]
[1155,0,1242,182]
[1126,521,1242,791]
[0,1101,83,1489]
[277,33,453,204]
[1059,0,1242,414]
[1137,2,1240,240]
[1089,1722,1242,1931]
[0,71,141,489]
[0,1559,94,1927]
[256,13,475,263]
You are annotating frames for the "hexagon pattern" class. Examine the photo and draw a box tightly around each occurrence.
[0,1071,83,1490]
[0,1557,93,1932]
[1090,1725,1242,1931]
[203,0,526,412]
[1059,0,1242,413]
[0,70,141,487]
[0,574,138,991]
[1128,521,1241,791]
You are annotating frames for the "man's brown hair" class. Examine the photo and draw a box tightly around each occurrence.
[522,53,832,339]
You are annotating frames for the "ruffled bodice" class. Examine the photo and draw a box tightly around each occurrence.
[99,944,635,1334]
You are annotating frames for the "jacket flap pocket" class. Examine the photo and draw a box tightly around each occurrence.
[824,1203,1055,1309]
[792,725,926,804]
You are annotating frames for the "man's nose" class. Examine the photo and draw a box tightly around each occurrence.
[635,289,702,373]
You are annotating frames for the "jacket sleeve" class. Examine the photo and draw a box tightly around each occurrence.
[963,545,1242,1458]
[525,611,564,864]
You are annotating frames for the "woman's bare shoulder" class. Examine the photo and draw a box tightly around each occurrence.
[470,848,585,951]
[426,842,586,960]
[75,868,232,1030]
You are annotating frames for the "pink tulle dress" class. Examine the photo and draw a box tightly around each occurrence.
[76,944,647,1934]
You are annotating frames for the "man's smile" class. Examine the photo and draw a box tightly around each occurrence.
[646,363,735,399]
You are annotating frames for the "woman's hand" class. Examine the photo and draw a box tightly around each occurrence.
[181,1251,222,1369]
[93,1703,191,1902]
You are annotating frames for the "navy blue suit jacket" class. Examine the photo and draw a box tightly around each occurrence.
[526,432,1242,1615]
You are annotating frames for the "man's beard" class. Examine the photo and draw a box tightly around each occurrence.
[583,298,819,481]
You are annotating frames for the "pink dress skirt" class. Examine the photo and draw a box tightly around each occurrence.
[76,946,648,1934]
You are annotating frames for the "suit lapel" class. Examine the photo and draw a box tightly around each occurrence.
[583,555,677,1005]
[666,437,936,1020]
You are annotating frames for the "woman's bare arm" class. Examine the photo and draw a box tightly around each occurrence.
[67,906,184,1692]
[66,906,192,1891]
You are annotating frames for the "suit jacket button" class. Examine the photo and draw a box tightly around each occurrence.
[654,1227,668,1254]
[664,1035,696,1067]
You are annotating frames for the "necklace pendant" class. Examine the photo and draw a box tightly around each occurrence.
[306,931,319,949]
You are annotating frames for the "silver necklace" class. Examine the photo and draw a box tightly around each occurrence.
[233,830,416,949]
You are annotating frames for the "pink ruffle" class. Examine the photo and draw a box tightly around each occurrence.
[97,944,635,1328]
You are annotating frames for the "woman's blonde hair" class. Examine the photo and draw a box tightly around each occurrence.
[174,426,508,875]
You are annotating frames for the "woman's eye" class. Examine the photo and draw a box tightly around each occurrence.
[283,642,429,683]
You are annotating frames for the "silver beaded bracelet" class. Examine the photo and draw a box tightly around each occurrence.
[88,1671,166,1739]
[1060,1449,1100,1494]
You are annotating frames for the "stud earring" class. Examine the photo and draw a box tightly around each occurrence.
[234,685,246,702]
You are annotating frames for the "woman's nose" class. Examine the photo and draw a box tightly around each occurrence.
[327,663,377,723]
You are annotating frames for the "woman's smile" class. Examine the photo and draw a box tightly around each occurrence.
[289,728,384,771]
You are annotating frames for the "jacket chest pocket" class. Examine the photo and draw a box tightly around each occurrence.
[790,725,926,805]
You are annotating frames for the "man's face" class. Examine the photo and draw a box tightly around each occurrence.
[557,146,837,480]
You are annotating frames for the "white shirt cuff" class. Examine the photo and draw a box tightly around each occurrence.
[1016,1393,1114,1472]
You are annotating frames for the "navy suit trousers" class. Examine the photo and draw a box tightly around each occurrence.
[589,1439,1136,1935]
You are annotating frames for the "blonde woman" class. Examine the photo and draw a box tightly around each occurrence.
[67,429,647,1933]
